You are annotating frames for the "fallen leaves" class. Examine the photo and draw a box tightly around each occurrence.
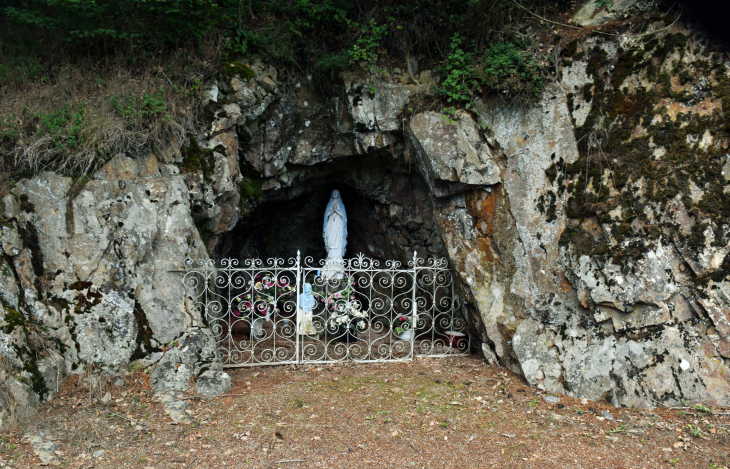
[8,356,730,469]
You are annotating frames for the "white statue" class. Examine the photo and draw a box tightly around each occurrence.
[322,189,347,279]
[297,283,317,336]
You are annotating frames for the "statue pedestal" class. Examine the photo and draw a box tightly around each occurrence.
[321,262,345,281]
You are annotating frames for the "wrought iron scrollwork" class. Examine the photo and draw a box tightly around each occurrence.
[180,251,469,367]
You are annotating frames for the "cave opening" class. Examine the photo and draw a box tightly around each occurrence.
[203,153,474,363]
[213,153,446,266]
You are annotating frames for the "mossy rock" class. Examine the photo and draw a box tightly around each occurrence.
[180,135,215,183]
[222,62,256,80]
[1,307,25,334]
[241,176,263,201]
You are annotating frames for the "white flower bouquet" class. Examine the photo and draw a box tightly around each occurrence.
[327,301,368,333]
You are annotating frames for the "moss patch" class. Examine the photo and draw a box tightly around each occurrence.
[22,351,48,399]
[222,62,255,80]
[0,307,49,400]
[241,176,263,201]
[1,307,25,334]
[180,135,215,183]
[557,31,730,278]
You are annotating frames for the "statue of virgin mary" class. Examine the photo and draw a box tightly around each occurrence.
[322,189,347,279]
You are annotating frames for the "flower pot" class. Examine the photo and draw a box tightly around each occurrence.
[397,330,412,341]
[444,330,466,348]
[251,317,266,339]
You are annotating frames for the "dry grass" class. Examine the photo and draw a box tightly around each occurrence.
[0,34,223,181]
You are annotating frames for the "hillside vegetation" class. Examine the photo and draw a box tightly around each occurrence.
[0,0,572,190]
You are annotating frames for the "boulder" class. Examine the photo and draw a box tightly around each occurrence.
[149,328,222,393]
[571,0,648,26]
[195,370,232,397]
[409,110,501,195]
[0,377,39,429]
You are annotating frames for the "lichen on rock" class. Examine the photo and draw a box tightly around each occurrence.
[2,1,730,410]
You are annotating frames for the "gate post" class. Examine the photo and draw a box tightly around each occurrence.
[295,250,301,364]
[411,251,417,360]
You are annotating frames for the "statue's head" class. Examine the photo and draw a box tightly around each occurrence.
[331,189,340,199]
[304,283,312,294]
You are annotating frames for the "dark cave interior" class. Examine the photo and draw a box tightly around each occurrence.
[213,153,445,266]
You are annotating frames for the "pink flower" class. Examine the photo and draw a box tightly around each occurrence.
[232,310,240,317]
[399,316,406,322]
[335,292,341,298]
[350,295,355,300]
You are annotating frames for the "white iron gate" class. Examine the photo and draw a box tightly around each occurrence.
[181,252,469,367]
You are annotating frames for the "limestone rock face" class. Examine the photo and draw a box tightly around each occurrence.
[571,0,649,27]
[342,70,432,134]
[72,289,137,369]
[503,23,730,406]
[409,111,501,195]
[149,328,222,393]
[0,154,211,408]
[4,12,730,408]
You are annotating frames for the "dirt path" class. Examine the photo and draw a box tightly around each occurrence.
[1,355,728,468]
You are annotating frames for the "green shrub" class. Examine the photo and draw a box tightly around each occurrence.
[1,114,21,143]
[438,33,478,103]
[480,41,544,99]
[350,19,388,70]
[437,33,545,104]
[315,50,352,74]
[0,103,86,162]
[0,0,561,184]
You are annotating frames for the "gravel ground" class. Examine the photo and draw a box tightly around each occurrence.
[1,355,728,468]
